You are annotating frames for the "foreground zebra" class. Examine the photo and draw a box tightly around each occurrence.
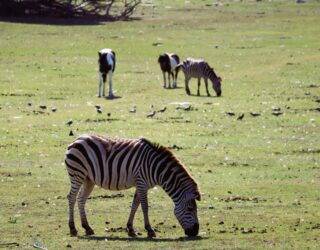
[98,48,116,98]
[158,53,180,88]
[177,58,222,97]
[65,134,201,238]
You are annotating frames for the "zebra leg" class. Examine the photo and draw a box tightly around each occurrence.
[137,184,156,238]
[98,72,102,97]
[102,73,107,97]
[78,178,95,236]
[185,78,191,95]
[173,70,178,88]
[126,191,140,237]
[204,78,211,97]
[68,181,82,236]
[197,78,201,96]
[163,72,166,88]
[170,72,175,88]
[108,71,114,98]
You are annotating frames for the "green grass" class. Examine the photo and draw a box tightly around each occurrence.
[0,0,319,249]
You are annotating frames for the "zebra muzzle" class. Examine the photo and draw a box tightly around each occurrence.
[184,223,199,237]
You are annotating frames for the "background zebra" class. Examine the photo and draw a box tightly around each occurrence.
[98,48,116,98]
[158,53,180,88]
[177,58,222,97]
[65,134,201,238]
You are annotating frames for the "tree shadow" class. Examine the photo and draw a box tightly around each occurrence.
[78,235,206,242]
[0,16,141,26]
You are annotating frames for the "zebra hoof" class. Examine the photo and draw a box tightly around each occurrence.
[70,228,78,237]
[127,229,137,237]
[85,228,95,236]
[147,230,156,238]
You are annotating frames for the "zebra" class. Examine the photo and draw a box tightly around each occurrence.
[98,48,116,98]
[65,134,201,238]
[158,53,180,88]
[177,58,222,97]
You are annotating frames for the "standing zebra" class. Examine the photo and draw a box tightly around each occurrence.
[65,134,201,238]
[98,48,116,98]
[177,58,222,97]
[158,53,180,88]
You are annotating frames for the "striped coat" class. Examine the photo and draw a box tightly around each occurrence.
[177,58,222,97]
[65,134,201,237]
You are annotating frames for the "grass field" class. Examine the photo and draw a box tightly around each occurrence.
[0,0,319,249]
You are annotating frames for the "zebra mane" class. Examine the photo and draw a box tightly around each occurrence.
[140,138,175,157]
[139,138,200,190]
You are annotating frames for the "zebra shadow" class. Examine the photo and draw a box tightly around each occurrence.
[188,94,222,98]
[104,95,122,100]
[163,86,184,90]
[78,235,205,242]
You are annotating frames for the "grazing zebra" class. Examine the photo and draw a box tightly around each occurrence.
[98,48,116,98]
[177,58,222,97]
[65,134,201,238]
[158,53,180,88]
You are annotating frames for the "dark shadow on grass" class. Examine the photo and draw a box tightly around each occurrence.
[104,95,122,100]
[163,86,184,90]
[79,235,206,242]
[188,93,223,98]
[0,16,141,26]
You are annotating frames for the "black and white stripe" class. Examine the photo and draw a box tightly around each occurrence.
[65,134,201,238]
[98,48,116,98]
[177,58,222,96]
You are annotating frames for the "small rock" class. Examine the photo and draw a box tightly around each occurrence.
[69,130,74,136]
[39,105,47,110]
[51,107,57,112]
[250,112,260,117]
[107,113,111,117]
[272,111,283,116]
[66,243,72,248]
[158,107,167,113]
[218,221,224,225]
[313,106,320,111]
[97,108,102,114]
[28,102,32,106]
[272,106,281,111]
[315,98,320,103]
[129,106,136,113]
[176,105,191,111]
[147,111,156,118]
[242,228,254,234]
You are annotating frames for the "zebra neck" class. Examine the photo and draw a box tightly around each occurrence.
[158,169,191,203]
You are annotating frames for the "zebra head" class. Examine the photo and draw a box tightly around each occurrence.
[209,68,222,96]
[174,191,201,237]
